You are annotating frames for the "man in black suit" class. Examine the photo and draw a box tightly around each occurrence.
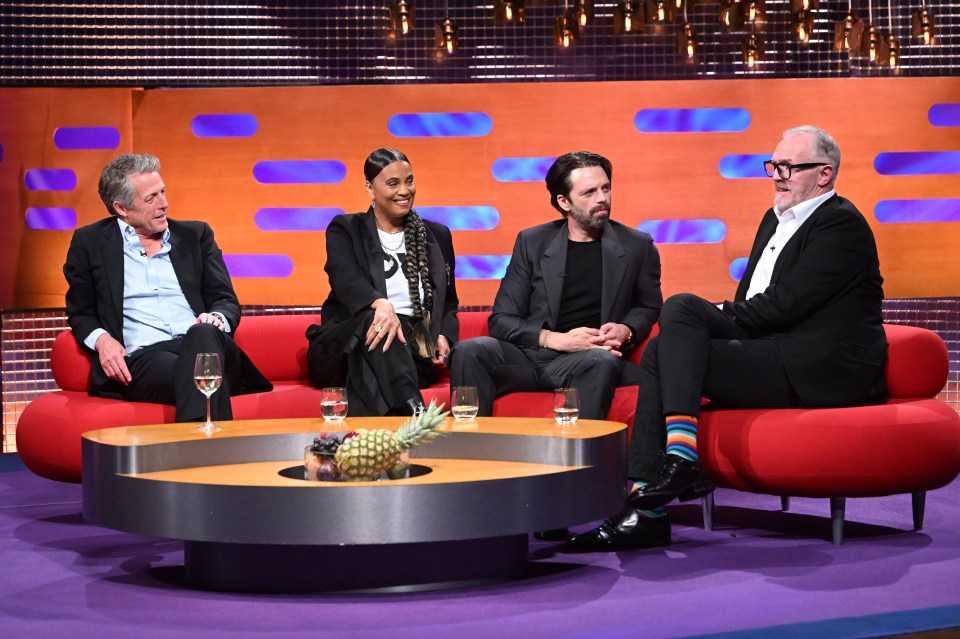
[567,125,888,552]
[63,153,271,423]
[449,150,663,420]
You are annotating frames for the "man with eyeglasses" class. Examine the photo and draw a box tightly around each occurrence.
[567,125,888,552]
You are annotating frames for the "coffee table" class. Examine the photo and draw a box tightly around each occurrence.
[82,416,627,593]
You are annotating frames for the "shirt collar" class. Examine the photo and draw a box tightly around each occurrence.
[774,190,835,225]
[117,218,171,247]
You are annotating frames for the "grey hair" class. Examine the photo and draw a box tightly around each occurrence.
[783,125,841,176]
[98,154,161,216]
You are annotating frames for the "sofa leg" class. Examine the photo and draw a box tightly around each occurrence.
[830,497,846,545]
[780,496,790,511]
[702,492,715,531]
[912,491,926,531]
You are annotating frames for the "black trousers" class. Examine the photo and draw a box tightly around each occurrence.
[307,310,438,417]
[122,323,243,423]
[627,293,801,482]
[448,336,631,420]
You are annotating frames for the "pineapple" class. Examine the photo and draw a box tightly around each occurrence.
[335,401,448,481]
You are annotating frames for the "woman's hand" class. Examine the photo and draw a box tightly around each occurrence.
[432,335,451,366]
[367,298,406,351]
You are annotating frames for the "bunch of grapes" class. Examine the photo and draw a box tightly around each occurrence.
[309,433,342,455]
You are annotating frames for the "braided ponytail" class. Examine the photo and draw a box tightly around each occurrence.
[403,210,435,358]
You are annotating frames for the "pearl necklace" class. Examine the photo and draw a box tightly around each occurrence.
[378,228,405,252]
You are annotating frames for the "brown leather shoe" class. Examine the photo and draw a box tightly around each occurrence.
[565,509,671,553]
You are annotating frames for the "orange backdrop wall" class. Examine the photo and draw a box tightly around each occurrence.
[1,78,957,310]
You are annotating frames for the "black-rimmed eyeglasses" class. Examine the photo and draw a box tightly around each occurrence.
[763,161,828,179]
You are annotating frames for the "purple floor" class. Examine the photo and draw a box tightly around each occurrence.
[2,465,959,639]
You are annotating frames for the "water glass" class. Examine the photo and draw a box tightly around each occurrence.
[553,387,580,426]
[451,386,479,422]
[321,387,348,422]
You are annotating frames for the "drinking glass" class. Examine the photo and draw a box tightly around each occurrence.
[451,386,479,422]
[552,387,580,426]
[193,353,223,434]
[321,387,349,422]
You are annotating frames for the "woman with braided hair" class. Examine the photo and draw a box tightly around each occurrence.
[306,148,459,416]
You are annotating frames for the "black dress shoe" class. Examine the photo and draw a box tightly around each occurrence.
[565,509,670,553]
[533,528,569,542]
[627,454,714,510]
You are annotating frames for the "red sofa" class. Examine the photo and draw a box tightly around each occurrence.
[15,311,645,483]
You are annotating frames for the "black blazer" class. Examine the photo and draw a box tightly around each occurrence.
[63,217,266,396]
[489,218,662,355]
[307,209,459,348]
[723,195,888,406]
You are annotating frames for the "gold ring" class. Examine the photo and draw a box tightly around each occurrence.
[374,323,383,333]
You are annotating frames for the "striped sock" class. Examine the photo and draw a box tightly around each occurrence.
[665,414,699,461]
[629,481,666,518]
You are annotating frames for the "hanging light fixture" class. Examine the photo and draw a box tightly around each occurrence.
[555,2,580,47]
[834,7,859,52]
[741,29,763,68]
[614,1,644,34]
[678,21,698,62]
[741,0,765,29]
[390,0,415,36]
[860,23,880,62]
[572,0,594,28]
[789,0,814,43]
[645,0,675,32]
[881,0,898,69]
[435,1,458,57]
[435,18,459,55]
[911,7,935,45]
[718,0,744,32]
[494,0,526,25]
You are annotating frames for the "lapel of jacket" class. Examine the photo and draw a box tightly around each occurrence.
[599,223,626,322]
[735,209,777,302]
[167,221,204,315]
[102,220,125,328]
[423,223,447,334]
[541,221,569,325]
[768,195,836,286]
[361,209,389,296]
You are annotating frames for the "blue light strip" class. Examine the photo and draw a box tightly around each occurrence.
[252,160,346,184]
[223,254,294,278]
[929,104,960,127]
[254,207,345,231]
[456,255,511,280]
[875,199,960,223]
[634,108,751,133]
[874,151,960,176]
[25,207,77,230]
[192,114,259,138]
[388,112,493,137]
[638,219,727,244]
[53,127,120,150]
[24,169,77,191]
[492,157,556,182]
[719,154,769,179]
[417,206,500,230]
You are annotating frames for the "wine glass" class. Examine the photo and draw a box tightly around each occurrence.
[552,387,580,426]
[194,352,223,433]
[320,387,348,423]
[451,386,479,422]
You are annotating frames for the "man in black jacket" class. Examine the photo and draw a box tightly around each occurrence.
[567,126,888,552]
[63,154,271,423]
[449,150,663,420]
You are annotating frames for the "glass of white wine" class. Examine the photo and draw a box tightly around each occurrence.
[321,387,348,422]
[193,352,223,434]
[552,387,580,426]
[451,386,479,422]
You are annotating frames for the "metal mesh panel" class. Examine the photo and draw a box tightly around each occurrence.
[0,1,956,86]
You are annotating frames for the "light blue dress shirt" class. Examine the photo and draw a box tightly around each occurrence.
[83,219,228,354]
